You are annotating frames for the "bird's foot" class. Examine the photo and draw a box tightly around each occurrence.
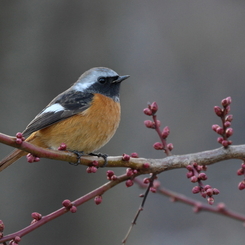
[69,150,84,166]
[89,152,108,167]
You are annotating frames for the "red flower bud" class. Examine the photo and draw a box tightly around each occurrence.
[214,106,223,116]
[225,128,233,137]
[16,132,23,138]
[122,154,130,161]
[222,140,229,147]
[90,166,98,173]
[86,167,92,173]
[201,191,207,198]
[237,168,244,175]
[216,127,224,135]
[14,236,21,243]
[217,137,224,144]
[70,206,77,213]
[206,188,213,197]
[207,197,214,205]
[62,199,72,208]
[31,212,42,220]
[217,202,226,210]
[186,171,194,178]
[162,126,170,139]
[126,168,134,177]
[221,97,232,107]
[212,188,220,195]
[133,169,138,174]
[143,163,150,168]
[144,120,154,128]
[143,178,150,184]
[150,187,156,193]
[156,120,161,127]
[212,124,219,132]
[106,170,115,178]
[238,181,245,190]
[110,175,118,181]
[92,161,99,167]
[224,121,231,128]
[198,173,207,180]
[94,195,103,205]
[26,153,35,163]
[167,143,173,151]
[192,186,201,194]
[125,179,134,187]
[153,142,164,150]
[143,108,152,116]
[130,152,139,158]
[150,101,158,114]
[58,143,67,151]
[190,176,198,183]
[224,106,231,115]
[225,114,233,122]
[15,138,23,144]
[204,185,212,191]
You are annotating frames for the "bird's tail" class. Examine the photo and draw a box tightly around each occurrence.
[0,149,27,172]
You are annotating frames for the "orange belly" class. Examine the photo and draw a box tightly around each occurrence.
[27,94,121,153]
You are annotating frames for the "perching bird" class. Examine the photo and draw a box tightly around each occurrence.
[0,67,129,171]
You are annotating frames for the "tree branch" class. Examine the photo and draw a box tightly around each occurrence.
[0,173,129,243]
[1,133,245,173]
[134,178,245,223]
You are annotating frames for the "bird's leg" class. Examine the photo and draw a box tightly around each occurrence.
[89,152,108,167]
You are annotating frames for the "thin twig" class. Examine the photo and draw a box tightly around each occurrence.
[122,174,156,244]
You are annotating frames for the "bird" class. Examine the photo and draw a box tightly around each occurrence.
[0,67,129,172]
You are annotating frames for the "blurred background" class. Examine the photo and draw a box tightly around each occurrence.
[0,1,245,244]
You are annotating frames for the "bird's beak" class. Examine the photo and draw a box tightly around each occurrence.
[113,75,130,83]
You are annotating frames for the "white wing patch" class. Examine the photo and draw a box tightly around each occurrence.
[42,103,64,114]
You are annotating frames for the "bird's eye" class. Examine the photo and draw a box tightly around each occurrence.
[98,77,106,84]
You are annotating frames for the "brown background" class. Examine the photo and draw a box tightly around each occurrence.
[1,1,245,244]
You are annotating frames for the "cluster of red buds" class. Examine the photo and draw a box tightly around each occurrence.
[86,161,99,173]
[106,170,118,181]
[15,132,25,144]
[124,168,139,187]
[143,101,158,116]
[26,153,40,163]
[212,96,233,148]
[62,199,77,213]
[143,102,173,155]
[186,163,220,205]
[237,162,245,190]
[9,236,21,245]
[122,152,140,162]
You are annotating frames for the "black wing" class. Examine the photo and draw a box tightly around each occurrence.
[22,90,94,137]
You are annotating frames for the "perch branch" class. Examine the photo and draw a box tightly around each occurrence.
[1,133,245,173]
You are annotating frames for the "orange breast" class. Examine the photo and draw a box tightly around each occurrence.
[28,93,121,153]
